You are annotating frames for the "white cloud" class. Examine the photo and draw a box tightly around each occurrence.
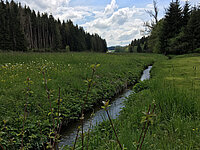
[54,6,92,22]
[18,0,70,12]
[92,19,110,29]
[146,3,154,9]
[16,0,153,46]
[82,3,149,46]
[104,0,118,16]
[110,8,129,25]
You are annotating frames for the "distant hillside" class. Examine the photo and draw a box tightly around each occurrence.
[107,46,129,53]
[107,46,116,51]
[0,0,107,52]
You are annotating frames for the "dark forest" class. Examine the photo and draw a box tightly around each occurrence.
[0,0,107,52]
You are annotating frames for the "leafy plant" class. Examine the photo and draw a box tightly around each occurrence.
[102,100,123,150]
[0,52,164,149]
[133,80,149,93]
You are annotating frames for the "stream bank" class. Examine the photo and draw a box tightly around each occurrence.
[59,65,152,147]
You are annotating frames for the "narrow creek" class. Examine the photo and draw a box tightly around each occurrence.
[59,66,152,147]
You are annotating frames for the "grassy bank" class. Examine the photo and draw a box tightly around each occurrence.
[0,52,164,149]
[78,54,200,150]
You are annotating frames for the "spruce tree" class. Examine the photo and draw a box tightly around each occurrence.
[0,1,9,50]
[129,45,133,53]
[186,7,200,51]
[160,0,183,54]
[137,43,142,53]
[182,1,190,27]
[143,42,148,52]
[0,0,107,52]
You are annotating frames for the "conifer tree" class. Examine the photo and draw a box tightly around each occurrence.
[160,0,183,54]
[128,45,133,53]
[182,1,190,27]
[186,7,200,51]
[137,43,142,53]
[143,42,148,52]
[0,0,107,52]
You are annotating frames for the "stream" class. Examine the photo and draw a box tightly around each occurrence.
[59,66,152,147]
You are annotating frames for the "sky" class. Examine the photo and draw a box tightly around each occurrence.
[12,0,200,46]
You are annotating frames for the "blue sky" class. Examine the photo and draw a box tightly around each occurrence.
[13,0,200,46]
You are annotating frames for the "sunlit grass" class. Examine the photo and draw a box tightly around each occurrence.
[0,52,164,149]
[80,53,200,150]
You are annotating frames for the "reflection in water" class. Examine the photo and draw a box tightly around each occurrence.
[59,66,152,147]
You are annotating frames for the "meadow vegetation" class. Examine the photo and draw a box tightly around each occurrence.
[0,52,164,149]
[78,54,200,150]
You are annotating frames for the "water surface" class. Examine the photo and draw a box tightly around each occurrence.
[59,66,152,147]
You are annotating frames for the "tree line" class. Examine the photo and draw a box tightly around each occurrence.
[129,36,149,53]
[0,0,107,52]
[128,0,200,55]
[148,0,200,55]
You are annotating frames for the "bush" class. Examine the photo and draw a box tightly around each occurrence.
[193,48,200,53]
[133,80,149,93]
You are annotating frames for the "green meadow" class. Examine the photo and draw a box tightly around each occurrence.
[0,52,164,149]
[77,54,200,150]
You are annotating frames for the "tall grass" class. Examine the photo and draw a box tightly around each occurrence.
[78,54,200,149]
[0,52,164,149]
